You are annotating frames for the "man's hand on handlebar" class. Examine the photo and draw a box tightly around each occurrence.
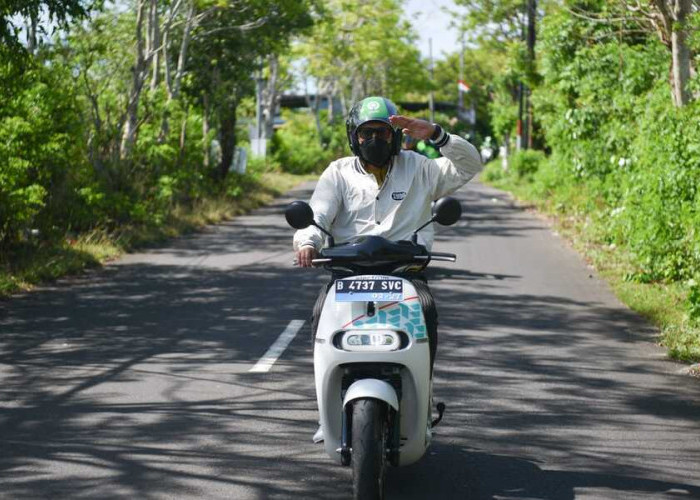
[296,246,318,267]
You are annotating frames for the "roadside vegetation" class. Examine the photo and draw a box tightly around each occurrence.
[1,166,315,296]
[484,155,700,363]
[1,0,428,296]
[475,2,700,362]
[2,0,699,362]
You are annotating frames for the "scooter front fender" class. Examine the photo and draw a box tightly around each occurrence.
[342,379,399,411]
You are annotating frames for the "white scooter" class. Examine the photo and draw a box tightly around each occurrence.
[285,197,462,500]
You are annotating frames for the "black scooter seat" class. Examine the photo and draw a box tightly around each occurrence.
[320,235,427,262]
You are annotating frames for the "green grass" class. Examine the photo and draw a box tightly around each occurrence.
[482,159,700,364]
[0,171,316,298]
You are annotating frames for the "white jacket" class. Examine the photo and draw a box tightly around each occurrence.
[293,134,482,251]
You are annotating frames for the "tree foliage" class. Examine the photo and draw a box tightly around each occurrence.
[0,0,316,251]
[0,0,89,55]
[482,0,700,289]
[298,0,431,110]
[452,0,539,151]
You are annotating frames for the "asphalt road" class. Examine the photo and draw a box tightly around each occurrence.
[1,180,699,499]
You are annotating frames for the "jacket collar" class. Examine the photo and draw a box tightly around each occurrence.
[354,156,395,177]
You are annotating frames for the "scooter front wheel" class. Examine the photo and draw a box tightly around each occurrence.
[351,398,388,500]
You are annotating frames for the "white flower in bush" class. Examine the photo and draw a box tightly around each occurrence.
[617,157,632,168]
[610,206,626,217]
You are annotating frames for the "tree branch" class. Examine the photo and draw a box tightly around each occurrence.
[192,17,269,40]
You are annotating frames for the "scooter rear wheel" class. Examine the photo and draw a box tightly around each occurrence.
[351,398,387,500]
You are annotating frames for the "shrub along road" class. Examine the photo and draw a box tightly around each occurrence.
[1,180,699,499]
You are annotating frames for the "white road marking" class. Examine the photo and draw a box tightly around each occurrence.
[249,320,306,373]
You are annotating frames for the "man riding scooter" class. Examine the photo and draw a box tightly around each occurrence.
[293,95,482,440]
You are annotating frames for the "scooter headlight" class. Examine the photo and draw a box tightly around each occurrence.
[340,330,401,352]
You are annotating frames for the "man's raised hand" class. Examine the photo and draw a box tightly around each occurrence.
[389,115,435,141]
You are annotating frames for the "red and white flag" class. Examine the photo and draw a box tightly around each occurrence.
[458,80,470,93]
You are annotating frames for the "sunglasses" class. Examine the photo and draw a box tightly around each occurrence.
[357,126,393,141]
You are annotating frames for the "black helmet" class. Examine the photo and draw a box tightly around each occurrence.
[346,96,403,157]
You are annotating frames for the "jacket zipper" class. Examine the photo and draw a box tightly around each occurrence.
[374,160,394,224]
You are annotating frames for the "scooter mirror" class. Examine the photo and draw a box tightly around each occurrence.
[432,197,462,226]
[285,201,315,229]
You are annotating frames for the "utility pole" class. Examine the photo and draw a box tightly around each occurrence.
[520,0,537,150]
[429,38,435,123]
[526,0,537,149]
[255,66,263,142]
[458,37,464,112]
[253,61,266,157]
[517,85,524,151]
[516,3,526,151]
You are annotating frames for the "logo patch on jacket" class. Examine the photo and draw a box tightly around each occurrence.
[391,191,407,201]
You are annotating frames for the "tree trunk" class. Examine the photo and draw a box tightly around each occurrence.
[327,90,334,124]
[647,0,693,107]
[218,103,237,181]
[172,1,195,100]
[303,78,324,143]
[262,54,279,140]
[161,0,183,98]
[670,0,692,107]
[351,77,363,105]
[179,106,188,165]
[340,91,348,117]
[120,0,149,161]
[313,95,323,146]
[149,0,161,91]
[27,14,38,54]
[309,81,324,145]
[202,93,210,168]
[160,0,194,141]
[163,29,172,96]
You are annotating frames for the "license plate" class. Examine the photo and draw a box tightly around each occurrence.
[335,277,403,302]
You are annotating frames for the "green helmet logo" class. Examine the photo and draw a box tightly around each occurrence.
[355,97,391,123]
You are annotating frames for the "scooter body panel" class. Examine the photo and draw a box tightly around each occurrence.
[343,379,399,411]
[314,276,432,466]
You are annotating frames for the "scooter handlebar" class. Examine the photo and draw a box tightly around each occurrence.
[429,252,457,262]
[414,253,457,262]
[310,253,457,265]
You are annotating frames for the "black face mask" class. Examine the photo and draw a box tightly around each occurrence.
[359,137,392,166]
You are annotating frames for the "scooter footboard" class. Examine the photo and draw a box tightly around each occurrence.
[342,379,399,411]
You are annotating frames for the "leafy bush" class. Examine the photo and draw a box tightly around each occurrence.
[522,8,700,284]
[271,111,346,174]
[510,150,546,179]
[481,159,507,183]
[609,90,700,281]
[688,279,700,323]
[0,60,87,246]
[481,150,547,185]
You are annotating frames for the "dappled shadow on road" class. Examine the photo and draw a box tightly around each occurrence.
[0,258,356,498]
[407,182,700,496]
[116,183,317,267]
[433,184,547,241]
[0,178,354,499]
[1,181,700,498]
[387,442,700,499]
[426,258,700,482]
[418,184,700,495]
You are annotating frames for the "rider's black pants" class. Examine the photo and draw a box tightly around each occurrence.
[310,274,439,371]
